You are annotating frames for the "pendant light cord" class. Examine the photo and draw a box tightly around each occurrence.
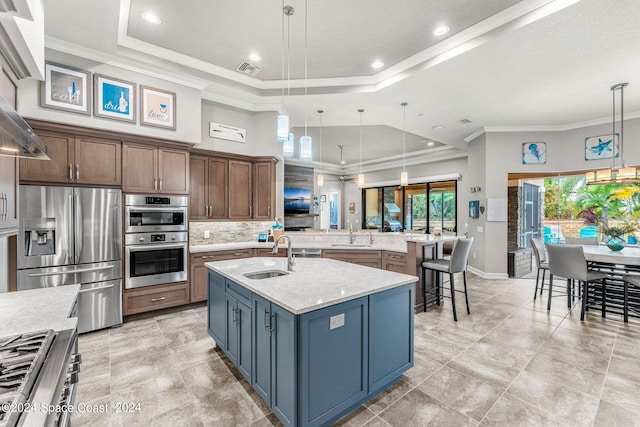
[613,84,617,169]
[304,0,309,136]
[402,102,407,172]
[280,0,285,107]
[359,109,364,175]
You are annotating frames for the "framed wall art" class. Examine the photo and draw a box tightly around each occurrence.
[93,74,136,123]
[40,62,91,115]
[585,134,618,160]
[140,85,176,129]
[522,142,546,164]
[469,200,479,218]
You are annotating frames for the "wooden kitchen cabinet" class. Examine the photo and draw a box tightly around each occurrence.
[383,251,408,274]
[20,132,121,186]
[0,156,18,234]
[228,160,252,219]
[123,143,189,194]
[189,155,228,220]
[322,249,382,269]
[189,249,253,303]
[123,282,190,315]
[253,159,276,220]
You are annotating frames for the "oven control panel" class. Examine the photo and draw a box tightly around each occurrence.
[125,231,188,245]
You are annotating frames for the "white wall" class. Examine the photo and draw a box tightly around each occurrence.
[198,101,284,221]
[476,118,640,276]
[17,50,202,144]
[466,134,487,273]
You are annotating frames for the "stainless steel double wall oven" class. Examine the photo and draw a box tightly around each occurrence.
[124,194,188,289]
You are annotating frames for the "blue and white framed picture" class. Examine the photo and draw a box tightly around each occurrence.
[585,134,618,160]
[93,74,136,123]
[522,142,546,164]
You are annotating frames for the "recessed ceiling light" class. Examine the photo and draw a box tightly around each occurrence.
[432,25,449,36]
[426,141,435,146]
[248,53,262,62]
[340,160,346,165]
[371,60,384,69]
[432,125,443,130]
[141,12,161,24]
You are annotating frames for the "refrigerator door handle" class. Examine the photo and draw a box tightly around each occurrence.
[75,193,82,264]
[79,283,115,293]
[27,264,116,277]
[68,193,74,264]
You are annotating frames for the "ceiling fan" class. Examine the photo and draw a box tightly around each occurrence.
[326,145,356,184]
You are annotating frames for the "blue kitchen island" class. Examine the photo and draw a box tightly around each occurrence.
[206,257,417,427]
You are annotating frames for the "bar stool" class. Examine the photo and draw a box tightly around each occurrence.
[530,238,549,300]
[546,244,609,320]
[421,237,474,321]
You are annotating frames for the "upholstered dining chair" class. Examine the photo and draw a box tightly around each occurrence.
[565,236,599,245]
[546,244,609,320]
[530,238,549,300]
[421,237,474,321]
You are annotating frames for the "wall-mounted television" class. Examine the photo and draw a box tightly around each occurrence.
[284,187,311,214]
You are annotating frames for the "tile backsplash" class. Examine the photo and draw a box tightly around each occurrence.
[190,221,275,244]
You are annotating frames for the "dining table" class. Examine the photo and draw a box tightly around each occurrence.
[579,244,640,320]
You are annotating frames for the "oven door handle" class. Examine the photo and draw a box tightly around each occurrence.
[127,243,186,251]
[79,283,115,293]
[127,207,186,213]
[27,264,116,277]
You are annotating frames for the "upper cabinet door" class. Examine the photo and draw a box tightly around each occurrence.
[253,160,275,220]
[209,157,228,219]
[75,137,122,186]
[228,160,252,219]
[122,143,158,193]
[159,149,189,194]
[189,155,209,219]
[20,132,74,183]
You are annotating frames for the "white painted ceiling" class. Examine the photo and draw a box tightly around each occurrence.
[42,0,640,168]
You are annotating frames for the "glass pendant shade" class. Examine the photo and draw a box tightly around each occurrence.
[277,114,290,140]
[317,174,324,186]
[283,132,295,157]
[400,171,408,187]
[357,173,365,187]
[299,135,313,161]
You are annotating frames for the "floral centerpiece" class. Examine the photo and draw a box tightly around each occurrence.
[602,223,636,251]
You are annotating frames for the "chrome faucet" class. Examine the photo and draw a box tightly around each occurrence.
[273,235,295,271]
[367,231,374,245]
[349,223,356,244]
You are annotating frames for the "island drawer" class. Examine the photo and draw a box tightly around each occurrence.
[226,279,252,305]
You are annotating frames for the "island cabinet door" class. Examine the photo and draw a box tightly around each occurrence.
[252,294,272,404]
[252,294,297,427]
[207,271,226,349]
[368,284,414,394]
[299,297,368,427]
[225,294,252,383]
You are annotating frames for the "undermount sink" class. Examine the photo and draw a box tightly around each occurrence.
[331,244,372,248]
[243,269,290,280]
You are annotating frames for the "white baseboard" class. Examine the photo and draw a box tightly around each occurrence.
[467,266,509,280]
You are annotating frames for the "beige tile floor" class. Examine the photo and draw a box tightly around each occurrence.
[74,274,640,426]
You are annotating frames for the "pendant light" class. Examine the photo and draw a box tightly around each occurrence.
[400,102,408,186]
[276,4,293,141]
[317,109,324,186]
[357,109,365,188]
[298,0,313,161]
[585,83,638,185]
[283,131,295,157]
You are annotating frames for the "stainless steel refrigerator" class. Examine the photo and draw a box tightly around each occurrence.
[17,185,122,333]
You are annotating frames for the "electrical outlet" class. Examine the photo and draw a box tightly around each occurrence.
[473,251,477,259]
[204,230,210,239]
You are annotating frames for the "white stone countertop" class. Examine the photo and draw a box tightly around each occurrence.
[190,234,458,254]
[0,285,80,337]
[205,257,418,314]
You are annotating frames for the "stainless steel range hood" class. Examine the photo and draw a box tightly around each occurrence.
[0,95,49,159]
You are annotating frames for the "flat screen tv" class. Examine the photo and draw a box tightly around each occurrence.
[284,187,311,214]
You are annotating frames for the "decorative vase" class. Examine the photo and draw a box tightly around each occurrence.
[606,236,626,252]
